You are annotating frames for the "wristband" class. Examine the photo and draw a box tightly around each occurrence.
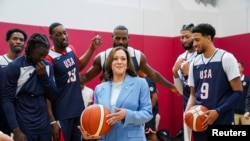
[215,108,221,115]
[50,121,57,125]
[0,131,3,134]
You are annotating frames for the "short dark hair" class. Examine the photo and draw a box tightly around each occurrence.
[49,22,62,35]
[25,33,50,56]
[181,23,194,31]
[192,23,216,41]
[113,25,128,34]
[6,28,27,42]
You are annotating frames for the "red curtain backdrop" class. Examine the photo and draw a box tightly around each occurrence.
[1,22,250,136]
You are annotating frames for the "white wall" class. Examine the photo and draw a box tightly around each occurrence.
[0,0,249,37]
[218,0,250,36]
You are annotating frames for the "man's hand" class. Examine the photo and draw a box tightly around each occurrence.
[202,110,219,129]
[51,123,60,141]
[36,61,47,75]
[78,125,101,140]
[90,35,102,50]
[180,61,190,76]
[244,112,250,119]
[172,58,186,78]
[171,87,182,96]
[13,127,27,141]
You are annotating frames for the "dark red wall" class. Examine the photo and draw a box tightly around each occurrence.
[219,33,250,74]
[1,22,249,136]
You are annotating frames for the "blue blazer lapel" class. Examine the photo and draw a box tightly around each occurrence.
[116,75,135,108]
[97,82,112,110]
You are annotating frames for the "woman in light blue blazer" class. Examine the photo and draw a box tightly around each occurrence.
[80,46,153,141]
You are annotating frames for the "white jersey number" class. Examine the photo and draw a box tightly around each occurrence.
[200,82,209,99]
[67,68,76,83]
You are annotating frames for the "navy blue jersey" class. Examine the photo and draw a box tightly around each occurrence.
[0,55,15,135]
[47,47,84,120]
[1,56,57,134]
[234,75,250,114]
[189,49,240,124]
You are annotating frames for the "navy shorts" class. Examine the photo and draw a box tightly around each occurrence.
[145,105,158,132]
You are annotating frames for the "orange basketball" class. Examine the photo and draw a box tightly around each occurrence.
[80,104,112,136]
[184,105,208,132]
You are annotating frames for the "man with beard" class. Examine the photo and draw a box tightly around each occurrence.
[80,25,178,94]
[45,22,102,141]
[172,23,197,141]
[0,28,27,135]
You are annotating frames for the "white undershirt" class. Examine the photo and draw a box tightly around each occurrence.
[110,81,123,113]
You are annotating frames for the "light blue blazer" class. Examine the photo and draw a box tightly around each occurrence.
[94,74,153,141]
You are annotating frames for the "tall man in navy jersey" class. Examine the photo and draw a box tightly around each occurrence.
[0,28,27,135]
[46,22,102,141]
[185,23,243,141]
[80,25,178,94]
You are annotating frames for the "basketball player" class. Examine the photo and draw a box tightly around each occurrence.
[234,61,250,125]
[172,23,197,141]
[1,33,58,141]
[185,23,243,141]
[0,28,27,135]
[46,22,102,141]
[80,25,178,94]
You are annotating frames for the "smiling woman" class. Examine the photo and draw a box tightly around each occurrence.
[79,47,153,141]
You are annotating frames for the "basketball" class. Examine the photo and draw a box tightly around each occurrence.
[184,105,208,132]
[80,104,112,136]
